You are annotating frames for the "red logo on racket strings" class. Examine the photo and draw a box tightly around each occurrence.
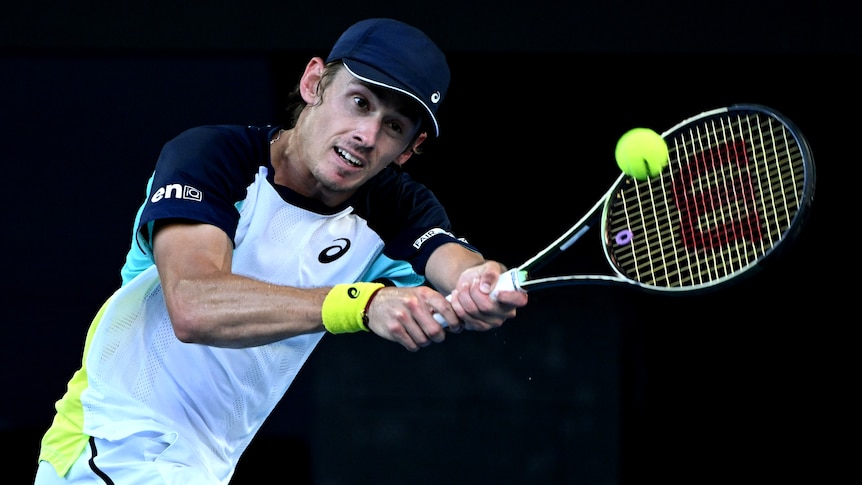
[672,139,763,251]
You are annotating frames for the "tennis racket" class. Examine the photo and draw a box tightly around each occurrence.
[435,104,815,326]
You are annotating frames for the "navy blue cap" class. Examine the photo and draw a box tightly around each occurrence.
[326,18,450,137]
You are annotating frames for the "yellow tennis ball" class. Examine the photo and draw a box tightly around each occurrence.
[615,128,669,180]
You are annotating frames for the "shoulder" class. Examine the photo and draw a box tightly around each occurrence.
[360,165,438,205]
[155,124,280,182]
[353,165,452,240]
[357,166,447,220]
[166,125,278,151]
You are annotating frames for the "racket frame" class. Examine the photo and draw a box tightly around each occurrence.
[506,104,815,295]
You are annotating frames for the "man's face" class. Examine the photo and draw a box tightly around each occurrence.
[297,67,423,196]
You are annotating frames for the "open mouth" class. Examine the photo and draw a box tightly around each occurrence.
[336,147,362,167]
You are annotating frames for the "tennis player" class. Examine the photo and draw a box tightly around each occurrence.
[34,17,528,484]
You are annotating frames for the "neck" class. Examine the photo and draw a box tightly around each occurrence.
[269,130,351,207]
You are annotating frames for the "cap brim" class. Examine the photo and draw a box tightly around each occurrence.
[342,60,440,137]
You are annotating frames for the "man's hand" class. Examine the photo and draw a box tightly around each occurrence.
[363,286,455,351]
[446,261,528,331]
[364,261,529,351]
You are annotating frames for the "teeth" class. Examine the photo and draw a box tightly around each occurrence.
[337,148,361,166]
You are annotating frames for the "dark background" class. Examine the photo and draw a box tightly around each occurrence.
[2,2,855,484]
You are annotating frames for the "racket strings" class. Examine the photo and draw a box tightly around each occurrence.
[606,110,807,289]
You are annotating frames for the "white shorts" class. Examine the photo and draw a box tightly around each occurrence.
[34,432,223,485]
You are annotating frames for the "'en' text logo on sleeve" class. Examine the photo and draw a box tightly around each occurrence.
[151,184,203,203]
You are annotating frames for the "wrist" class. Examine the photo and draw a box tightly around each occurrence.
[321,283,385,334]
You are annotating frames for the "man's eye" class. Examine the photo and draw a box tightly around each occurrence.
[353,96,368,109]
[388,121,403,134]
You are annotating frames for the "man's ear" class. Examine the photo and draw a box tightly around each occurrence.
[299,57,325,104]
[394,131,428,166]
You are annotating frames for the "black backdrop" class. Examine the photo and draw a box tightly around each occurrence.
[2,2,855,484]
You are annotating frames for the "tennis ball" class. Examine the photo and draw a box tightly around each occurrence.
[615,128,669,180]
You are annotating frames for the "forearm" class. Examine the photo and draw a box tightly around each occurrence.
[164,271,330,348]
[153,221,332,348]
[424,242,491,293]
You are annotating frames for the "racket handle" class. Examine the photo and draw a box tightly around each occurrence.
[433,268,523,327]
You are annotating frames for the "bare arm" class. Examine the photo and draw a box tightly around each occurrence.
[153,221,329,348]
[155,222,527,352]
[154,220,456,352]
[423,242,488,294]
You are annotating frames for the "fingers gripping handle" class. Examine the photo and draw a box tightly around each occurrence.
[488,267,523,298]
[432,268,523,327]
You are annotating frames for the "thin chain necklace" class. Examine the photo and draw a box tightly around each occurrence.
[270,129,284,145]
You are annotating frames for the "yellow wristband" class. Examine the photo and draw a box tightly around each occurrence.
[321,283,385,334]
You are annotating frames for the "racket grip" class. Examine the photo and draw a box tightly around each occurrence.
[432,268,522,327]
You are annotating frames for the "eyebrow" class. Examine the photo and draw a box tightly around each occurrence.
[357,81,423,122]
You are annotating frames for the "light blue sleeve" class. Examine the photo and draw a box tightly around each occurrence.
[119,175,157,286]
[360,254,426,288]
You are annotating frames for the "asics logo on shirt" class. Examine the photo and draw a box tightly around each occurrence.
[318,238,351,263]
[151,183,203,203]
